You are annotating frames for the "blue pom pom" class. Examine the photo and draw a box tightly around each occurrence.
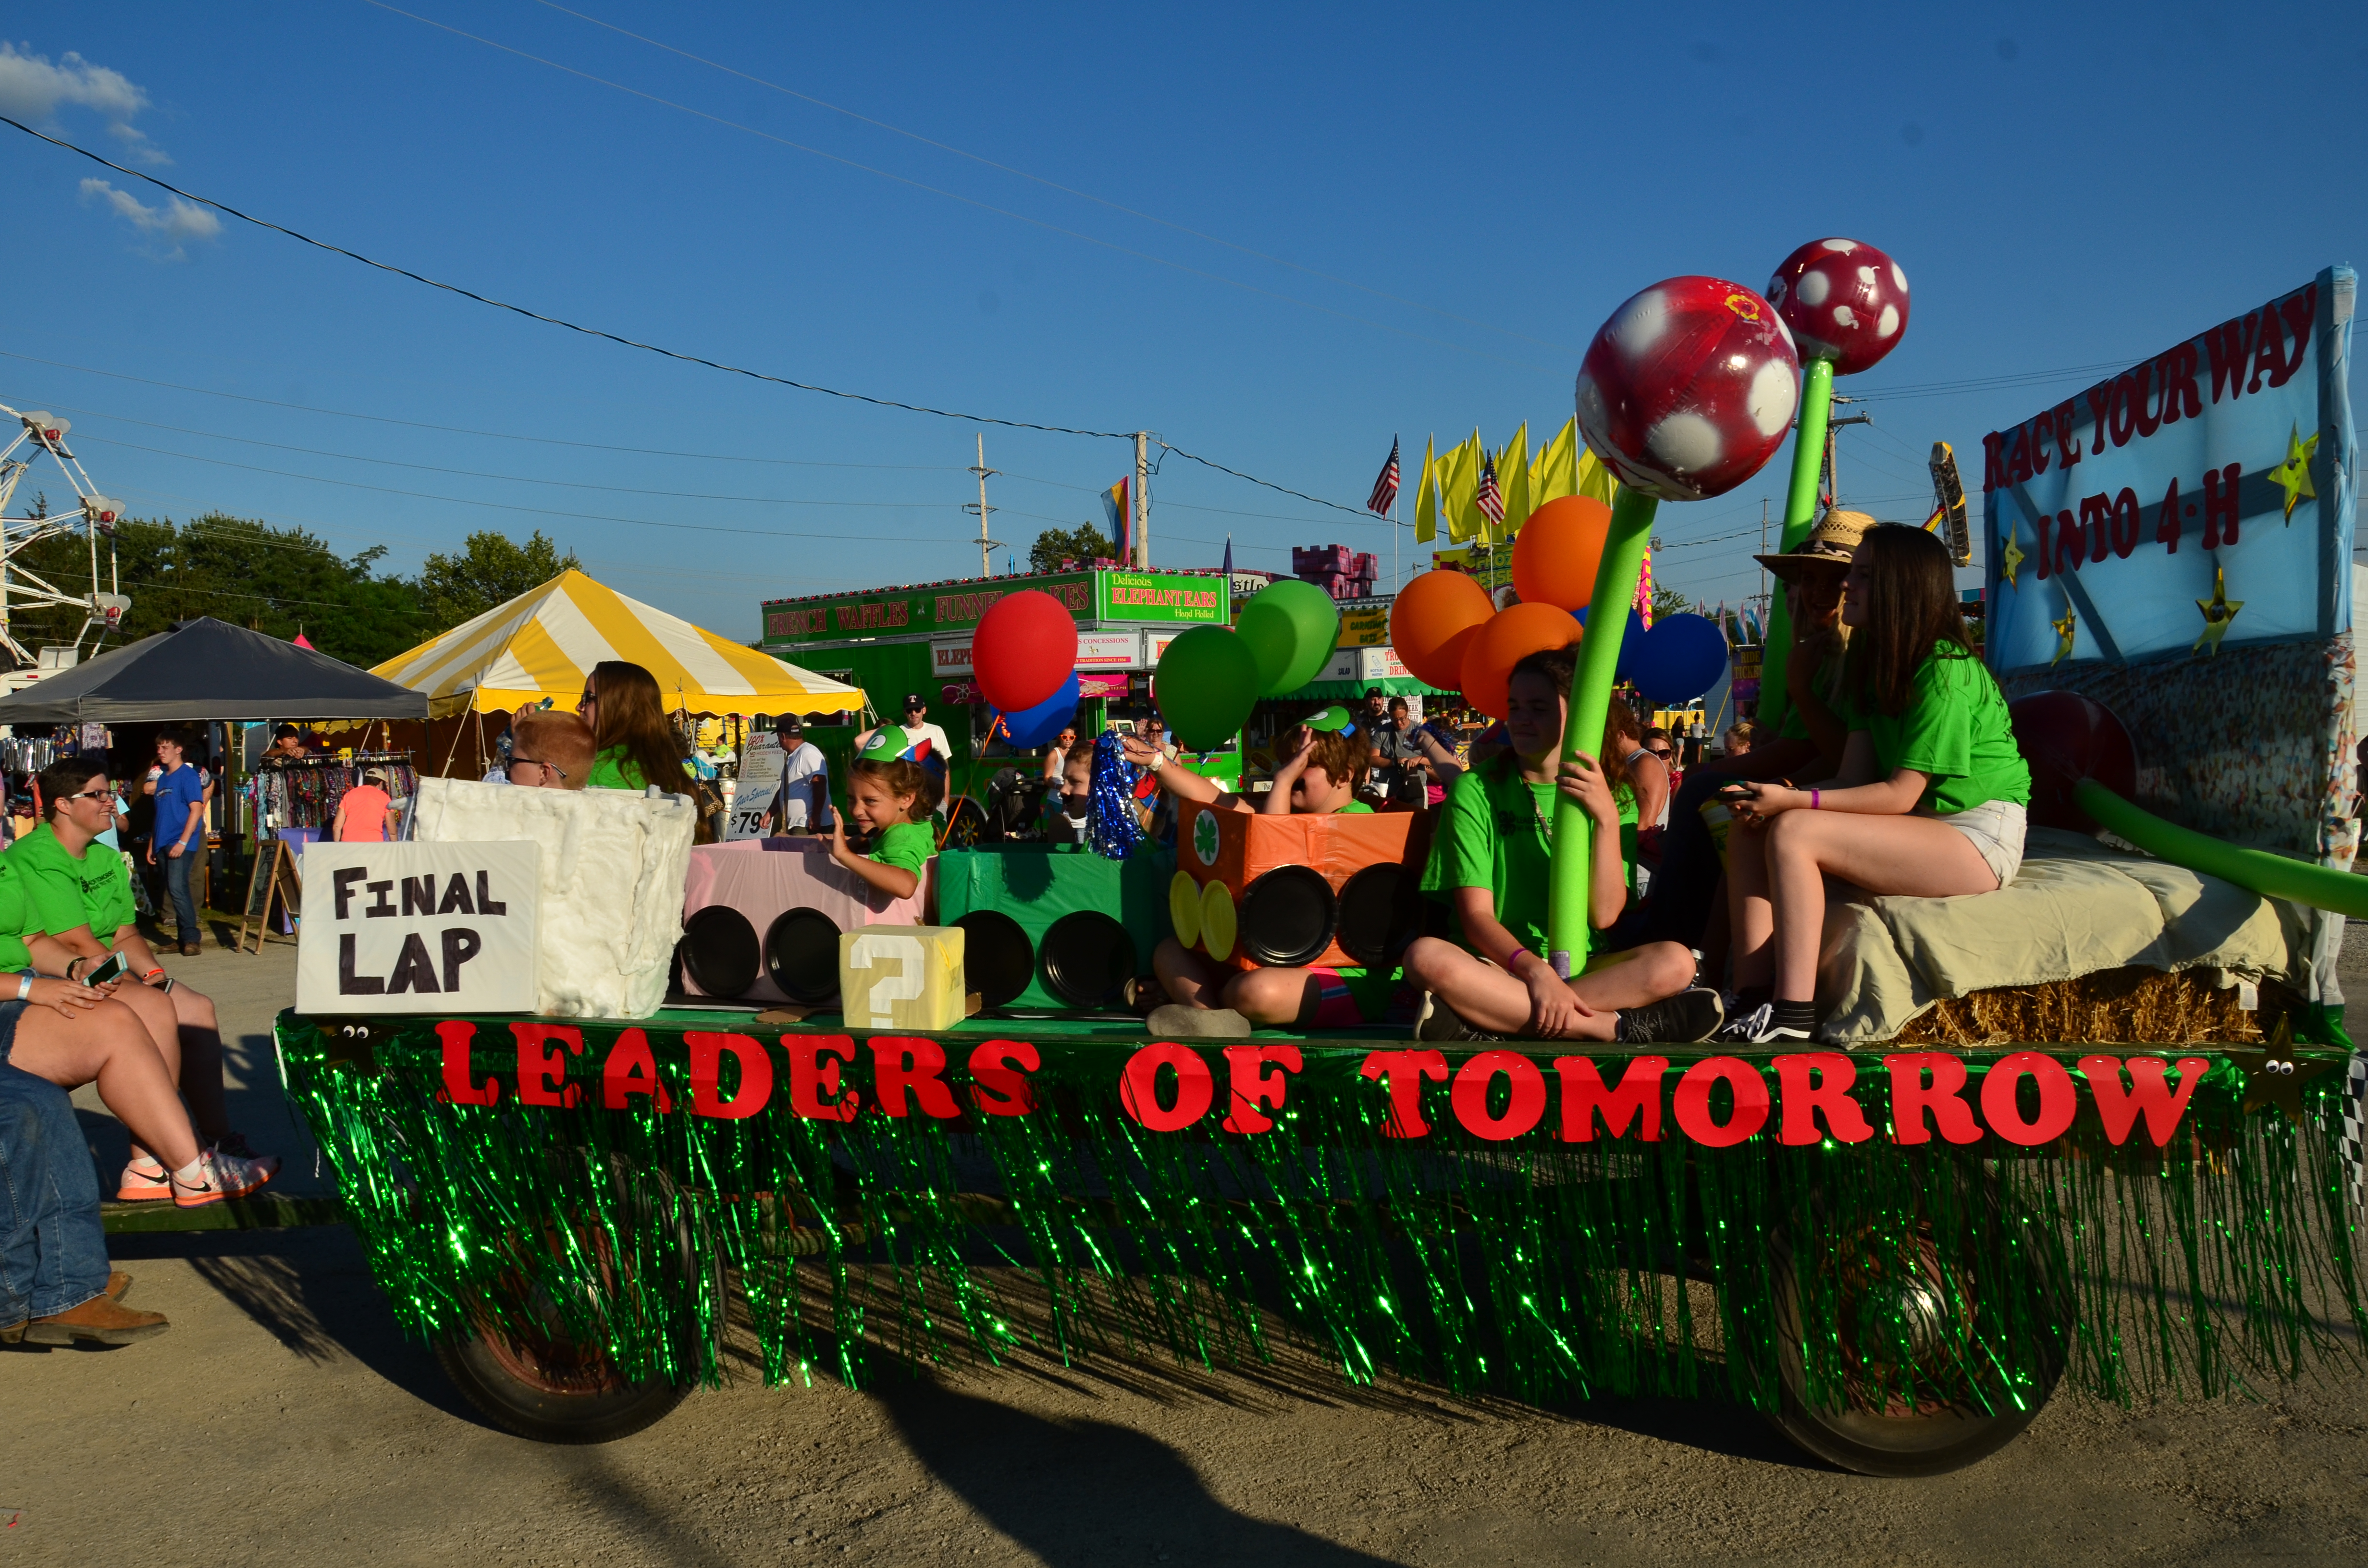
[1089,732,1145,860]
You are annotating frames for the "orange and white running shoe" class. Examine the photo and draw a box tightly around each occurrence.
[116,1157,171,1202]
[170,1150,277,1209]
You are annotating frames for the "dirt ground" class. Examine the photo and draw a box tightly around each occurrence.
[5,936,2368,1566]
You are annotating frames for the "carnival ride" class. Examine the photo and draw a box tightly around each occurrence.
[274,247,2364,1478]
[0,404,128,668]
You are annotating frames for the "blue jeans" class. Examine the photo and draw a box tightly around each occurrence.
[0,1006,109,1325]
[164,845,197,939]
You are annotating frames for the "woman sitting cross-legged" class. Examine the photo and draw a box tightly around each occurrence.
[1719,524,2032,1043]
[1402,648,1723,1043]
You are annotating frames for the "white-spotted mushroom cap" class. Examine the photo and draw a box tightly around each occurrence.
[1571,276,1801,503]
[1765,237,1910,375]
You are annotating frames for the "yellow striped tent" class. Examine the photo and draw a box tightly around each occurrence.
[371,569,864,719]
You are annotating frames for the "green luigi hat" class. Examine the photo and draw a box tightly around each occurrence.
[1303,704,1357,737]
[861,725,943,770]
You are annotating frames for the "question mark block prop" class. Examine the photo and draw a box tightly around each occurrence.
[840,925,969,1030]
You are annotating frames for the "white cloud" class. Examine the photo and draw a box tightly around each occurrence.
[79,176,219,259]
[0,40,168,163]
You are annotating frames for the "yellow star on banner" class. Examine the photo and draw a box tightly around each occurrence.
[1999,527,2024,589]
[2194,565,2244,655]
[2267,423,2319,523]
[2050,605,2076,666]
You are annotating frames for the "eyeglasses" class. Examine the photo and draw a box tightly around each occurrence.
[508,758,566,782]
[64,787,114,802]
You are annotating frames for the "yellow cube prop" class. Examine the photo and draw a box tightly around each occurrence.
[838,925,968,1030]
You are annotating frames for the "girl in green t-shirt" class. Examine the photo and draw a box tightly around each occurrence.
[1721,525,2033,1043]
[1401,649,1722,1044]
[829,726,944,903]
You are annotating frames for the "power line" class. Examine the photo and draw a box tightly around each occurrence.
[524,0,1575,355]
[4,115,1378,520]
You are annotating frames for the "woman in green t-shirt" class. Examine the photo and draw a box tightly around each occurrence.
[1722,525,2033,1044]
[1402,649,1722,1043]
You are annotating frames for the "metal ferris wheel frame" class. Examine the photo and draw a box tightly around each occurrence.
[0,404,127,668]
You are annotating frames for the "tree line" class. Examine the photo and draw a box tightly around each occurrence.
[3,502,578,669]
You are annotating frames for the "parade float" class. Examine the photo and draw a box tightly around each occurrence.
[276,250,2364,1478]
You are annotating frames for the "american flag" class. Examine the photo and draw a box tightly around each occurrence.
[1475,453,1505,525]
[1366,436,1401,515]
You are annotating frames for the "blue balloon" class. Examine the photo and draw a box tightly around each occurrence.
[999,669,1081,747]
[1629,614,1730,705]
[1579,605,1652,680]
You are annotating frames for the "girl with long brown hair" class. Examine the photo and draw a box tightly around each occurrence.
[578,661,694,796]
[1721,525,2031,1043]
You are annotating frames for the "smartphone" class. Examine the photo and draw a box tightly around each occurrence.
[1715,783,1755,803]
[80,951,130,987]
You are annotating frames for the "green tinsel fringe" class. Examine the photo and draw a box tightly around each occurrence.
[275,1014,2368,1416]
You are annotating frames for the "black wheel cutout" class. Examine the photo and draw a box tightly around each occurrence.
[955,910,1035,1009]
[1764,1174,2072,1477]
[1333,863,1410,968]
[678,905,760,999]
[1239,865,1337,968]
[764,906,842,1004]
[1039,911,1136,1008]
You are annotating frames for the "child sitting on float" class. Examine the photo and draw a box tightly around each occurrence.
[830,727,943,903]
[1718,524,2031,1044]
[1403,648,1723,1044]
[1131,707,1389,1037]
[1042,744,1095,841]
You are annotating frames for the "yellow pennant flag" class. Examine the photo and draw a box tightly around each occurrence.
[1441,433,1482,543]
[1531,417,1578,508]
[1497,422,1532,539]
[1576,442,1619,505]
[1413,434,1439,543]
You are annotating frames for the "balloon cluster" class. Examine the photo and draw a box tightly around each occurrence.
[1389,496,1730,716]
[1152,580,1341,750]
[973,590,1081,747]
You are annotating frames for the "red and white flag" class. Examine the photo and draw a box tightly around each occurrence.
[1475,453,1505,525]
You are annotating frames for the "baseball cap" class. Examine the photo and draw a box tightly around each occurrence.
[900,692,926,711]
[860,725,939,768]
[777,716,804,737]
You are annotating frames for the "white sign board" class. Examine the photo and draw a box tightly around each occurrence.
[297,842,541,1014]
[727,735,785,841]
[1075,630,1141,668]
[932,635,974,676]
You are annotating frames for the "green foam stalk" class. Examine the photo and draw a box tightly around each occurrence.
[2076,778,2368,919]
[1753,356,1836,742]
[1546,485,1657,976]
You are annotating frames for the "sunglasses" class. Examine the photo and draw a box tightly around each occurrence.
[1646,747,1674,759]
[508,758,567,782]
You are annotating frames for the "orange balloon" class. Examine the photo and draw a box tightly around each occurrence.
[1459,602,1583,719]
[1390,568,1494,689]
[1511,495,1614,612]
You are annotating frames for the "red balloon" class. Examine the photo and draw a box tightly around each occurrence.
[1511,495,1613,612]
[1390,569,1494,689]
[1767,238,1911,376]
[2010,691,2136,833]
[972,590,1078,713]
[1460,602,1582,720]
[1573,276,1800,502]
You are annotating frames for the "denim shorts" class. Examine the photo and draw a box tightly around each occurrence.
[1940,798,2027,888]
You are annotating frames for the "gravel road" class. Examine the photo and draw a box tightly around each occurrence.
[5,939,2367,1566]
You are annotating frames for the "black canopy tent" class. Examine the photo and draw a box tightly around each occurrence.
[0,618,428,723]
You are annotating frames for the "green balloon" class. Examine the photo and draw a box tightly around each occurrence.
[1234,579,1342,698]
[2076,779,2368,919]
[1155,626,1262,750]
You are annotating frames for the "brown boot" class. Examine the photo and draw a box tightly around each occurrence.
[1,1316,24,1345]
[106,1270,132,1302]
[24,1295,170,1345]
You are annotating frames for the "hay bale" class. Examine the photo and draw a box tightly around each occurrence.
[1887,967,2279,1047]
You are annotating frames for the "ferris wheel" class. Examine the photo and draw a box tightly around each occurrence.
[0,404,128,668]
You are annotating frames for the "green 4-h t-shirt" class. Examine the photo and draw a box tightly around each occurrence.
[585,746,649,792]
[11,822,137,944]
[868,821,936,878]
[1840,649,2032,817]
[1420,762,1635,960]
[0,858,37,970]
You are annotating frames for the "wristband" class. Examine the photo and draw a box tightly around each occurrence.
[1811,789,1821,810]
[140,967,165,983]
[15,972,31,1002]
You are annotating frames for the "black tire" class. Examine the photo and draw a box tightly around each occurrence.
[1765,1180,2070,1477]
[435,1311,688,1445]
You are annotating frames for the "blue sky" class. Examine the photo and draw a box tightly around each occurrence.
[2,2,2360,642]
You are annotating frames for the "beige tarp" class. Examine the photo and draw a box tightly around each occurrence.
[1818,828,2305,1044]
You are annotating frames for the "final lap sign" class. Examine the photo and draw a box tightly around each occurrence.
[297,843,541,1015]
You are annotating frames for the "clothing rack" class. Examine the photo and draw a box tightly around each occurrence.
[249,750,418,833]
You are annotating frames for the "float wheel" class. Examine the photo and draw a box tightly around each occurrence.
[1764,1186,2071,1477]
[435,1288,689,1445]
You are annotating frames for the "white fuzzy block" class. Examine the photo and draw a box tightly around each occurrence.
[412,779,695,1019]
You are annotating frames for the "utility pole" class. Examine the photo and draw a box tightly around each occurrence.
[1132,431,1150,569]
[1759,497,1768,611]
[964,433,1002,578]
[1827,396,1870,512]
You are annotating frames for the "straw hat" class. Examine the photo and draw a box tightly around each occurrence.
[1752,508,1875,583]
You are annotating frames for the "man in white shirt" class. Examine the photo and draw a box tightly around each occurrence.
[768,717,832,833]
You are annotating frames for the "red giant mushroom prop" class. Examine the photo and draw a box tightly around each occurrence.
[1572,276,1801,503]
[1765,237,1911,377]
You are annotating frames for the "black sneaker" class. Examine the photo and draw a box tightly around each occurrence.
[1614,987,1726,1044]
[1714,1001,1814,1044]
[1413,992,1502,1042]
